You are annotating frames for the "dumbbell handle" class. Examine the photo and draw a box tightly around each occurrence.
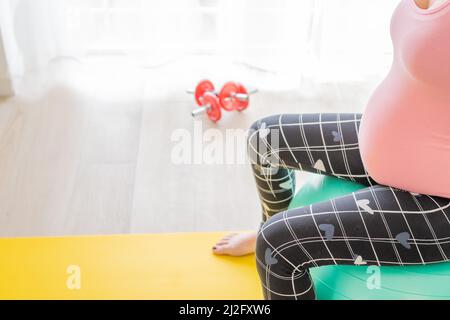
[232,89,259,102]
[188,91,250,101]
[235,93,249,101]
[186,90,219,95]
[187,88,258,96]
[191,105,210,117]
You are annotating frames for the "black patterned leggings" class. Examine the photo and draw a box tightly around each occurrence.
[248,113,450,300]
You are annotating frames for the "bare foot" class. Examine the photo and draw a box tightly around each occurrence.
[212,232,257,257]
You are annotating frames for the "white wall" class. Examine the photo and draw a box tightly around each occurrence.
[0,30,13,97]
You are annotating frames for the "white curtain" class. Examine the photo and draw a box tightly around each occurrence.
[0,0,398,93]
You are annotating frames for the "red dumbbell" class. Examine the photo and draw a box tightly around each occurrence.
[219,82,254,112]
[194,79,216,106]
[189,80,257,122]
[191,80,222,122]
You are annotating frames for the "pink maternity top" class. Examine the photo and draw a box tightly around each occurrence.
[359,0,450,198]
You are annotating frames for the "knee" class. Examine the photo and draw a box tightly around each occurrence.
[256,214,317,300]
[247,118,264,149]
[255,211,315,272]
[247,120,264,165]
[247,115,280,165]
[248,115,279,141]
[249,118,261,135]
[255,227,272,268]
[255,214,292,270]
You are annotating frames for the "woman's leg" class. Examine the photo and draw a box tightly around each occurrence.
[247,113,375,222]
[256,186,450,299]
[214,113,375,256]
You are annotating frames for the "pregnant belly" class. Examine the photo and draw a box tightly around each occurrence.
[359,77,450,198]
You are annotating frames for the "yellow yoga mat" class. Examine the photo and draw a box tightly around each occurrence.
[0,232,263,300]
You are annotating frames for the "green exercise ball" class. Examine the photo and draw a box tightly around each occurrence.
[288,173,450,300]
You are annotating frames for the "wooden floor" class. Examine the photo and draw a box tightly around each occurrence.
[0,60,377,237]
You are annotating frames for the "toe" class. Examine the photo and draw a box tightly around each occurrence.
[212,244,230,255]
[216,241,229,246]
